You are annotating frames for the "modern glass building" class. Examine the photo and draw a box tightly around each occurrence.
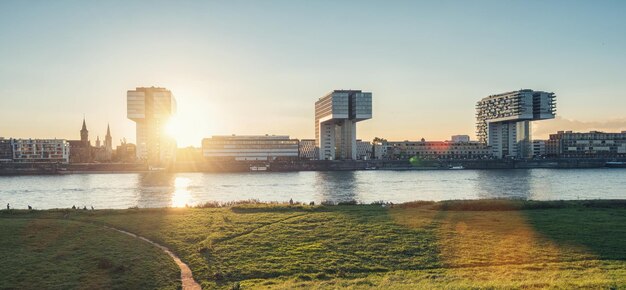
[202,135,299,161]
[315,90,372,160]
[127,87,177,166]
[476,89,556,159]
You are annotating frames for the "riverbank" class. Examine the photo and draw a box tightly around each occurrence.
[1,200,625,289]
[2,158,626,175]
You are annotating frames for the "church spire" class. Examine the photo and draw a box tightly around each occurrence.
[80,116,89,146]
[106,123,111,137]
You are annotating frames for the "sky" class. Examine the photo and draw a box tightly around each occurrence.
[1,0,625,147]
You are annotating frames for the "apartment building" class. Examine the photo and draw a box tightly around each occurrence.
[202,135,299,161]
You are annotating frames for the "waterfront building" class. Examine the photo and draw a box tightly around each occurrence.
[298,139,317,160]
[127,87,177,165]
[10,139,69,163]
[373,139,391,160]
[356,139,372,160]
[532,140,547,158]
[202,135,299,161]
[315,90,372,160]
[546,131,626,158]
[113,139,137,163]
[386,139,492,160]
[93,124,113,162]
[0,138,12,162]
[476,89,556,159]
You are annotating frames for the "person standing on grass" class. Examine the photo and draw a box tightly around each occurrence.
[6,203,9,210]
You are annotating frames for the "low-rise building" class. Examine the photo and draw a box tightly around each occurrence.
[0,138,13,162]
[202,135,299,161]
[386,138,492,160]
[451,135,470,143]
[10,139,70,163]
[532,140,546,158]
[546,131,626,158]
[299,139,317,160]
[356,139,372,160]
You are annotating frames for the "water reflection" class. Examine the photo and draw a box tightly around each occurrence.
[474,170,533,199]
[314,171,358,202]
[171,177,192,207]
[135,172,176,208]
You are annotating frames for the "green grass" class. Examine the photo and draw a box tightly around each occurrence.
[0,217,179,290]
[1,200,625,289]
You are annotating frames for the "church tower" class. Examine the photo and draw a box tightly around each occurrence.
[105,123,113,152]
[80,117,90,146]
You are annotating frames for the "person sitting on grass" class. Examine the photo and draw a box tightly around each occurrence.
[72,205,76,209]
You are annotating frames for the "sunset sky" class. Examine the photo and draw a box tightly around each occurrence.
[1,0,625,147]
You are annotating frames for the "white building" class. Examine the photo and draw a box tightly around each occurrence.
[127,87,177,166]
[10,139,69,163]
[356,139,372,160]
[299,139,317,160]
[476,89,556,159]
[202,135,299,161]
[315,90,372,160]
[532,140,546,158]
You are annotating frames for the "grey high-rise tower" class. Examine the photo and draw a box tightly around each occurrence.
[476,89,556,159]
[315,90,372,160]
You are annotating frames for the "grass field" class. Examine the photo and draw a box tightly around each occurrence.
[1,200,625,289]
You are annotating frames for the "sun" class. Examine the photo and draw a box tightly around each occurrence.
[165,116,182,139]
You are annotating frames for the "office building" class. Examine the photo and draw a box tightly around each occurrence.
[315,90,372,160]
[356,139,372,160]
[202,135,299,161]
[127,87,177,165]
[299,139,317,160]
[546,131,626,158]
[10,139,70,163]
[0,138,12,162]
[386,139,492,160]
[532,140,546,158]
[476,89,556,159]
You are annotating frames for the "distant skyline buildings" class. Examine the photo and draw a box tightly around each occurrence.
[2,2,626,147]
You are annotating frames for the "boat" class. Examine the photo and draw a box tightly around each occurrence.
[605,161,626,168]
[250,166,268,171]
[448,165,465,170]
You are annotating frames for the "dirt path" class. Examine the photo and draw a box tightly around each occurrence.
[104,226,202,290]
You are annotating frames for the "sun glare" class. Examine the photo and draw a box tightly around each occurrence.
[171,177,192,207]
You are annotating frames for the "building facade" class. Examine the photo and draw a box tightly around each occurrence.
[356,139,372,160]
[476,89,556,159]
[315,90,372,160]
[0,138,13,162]
[10,139,70,163]
[298,139,317,160]
[532,140,546,158]
[127,87,177,166]
[451,135,470,143]
[385,139,492,160]
[546,131,626,158]
[68,118,93,163]
[202,135,299,161]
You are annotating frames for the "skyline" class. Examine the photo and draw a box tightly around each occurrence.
[2,1,626,147]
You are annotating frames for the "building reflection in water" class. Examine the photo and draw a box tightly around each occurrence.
[135,173,177,208]
[473,169,533,199]
[314,171,359,202]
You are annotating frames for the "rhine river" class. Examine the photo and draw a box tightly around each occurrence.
[1,169,625,209]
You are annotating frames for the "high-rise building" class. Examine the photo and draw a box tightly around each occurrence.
[476,89,556,159]
[127,87,177,165]
[315,90,372,160]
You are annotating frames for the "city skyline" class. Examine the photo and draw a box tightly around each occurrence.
[2,1,626,147]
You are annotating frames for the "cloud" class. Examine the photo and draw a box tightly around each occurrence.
[533,116,626,139]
